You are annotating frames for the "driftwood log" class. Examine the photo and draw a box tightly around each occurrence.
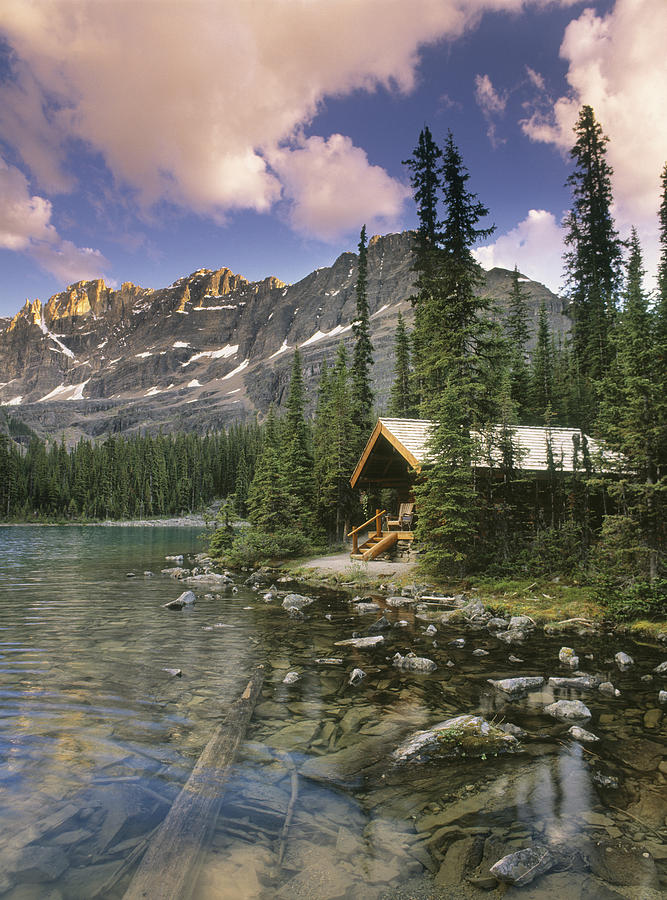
[123,665,265,900]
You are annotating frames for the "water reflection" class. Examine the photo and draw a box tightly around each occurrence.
[0,526,664,898]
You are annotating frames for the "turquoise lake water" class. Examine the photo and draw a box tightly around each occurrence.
[0,525,664,899]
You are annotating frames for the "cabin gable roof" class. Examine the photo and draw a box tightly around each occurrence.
[350,417,618,487]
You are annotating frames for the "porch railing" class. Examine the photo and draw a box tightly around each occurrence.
[347,509,386,555]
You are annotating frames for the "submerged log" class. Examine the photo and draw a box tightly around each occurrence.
[123,665,265,900]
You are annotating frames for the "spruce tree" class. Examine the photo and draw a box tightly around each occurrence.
[530,302,554,420]
[505,266,531,421]
[658,162,667,305]
[246,408,291,532]
[351,225,374,440]
[388,312,415,417]
[563,105,623,389]
[404,129,496,574]
[282,349,316,529]
[597,229,664,580]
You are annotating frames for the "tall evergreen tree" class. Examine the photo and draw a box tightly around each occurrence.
[404,129,496,573]
[563,105,623,389]
[505,266,531,421]
[388,312,415,417]
[530,302,554,420]
[351,225,374,439]
[282,349,316,528]
[658,162,667,305]
[597,229,665,580]
[246,408,292,532]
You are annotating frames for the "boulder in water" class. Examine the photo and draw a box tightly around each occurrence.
[488,676,544,697]
[393,714,519,763]
[544,699,591,720]
[392,652,436,673]
[615,651,634,669]
[489,846,554,886]
[282,593,314,611]
[163,590,196,610]
[334,635,384,649]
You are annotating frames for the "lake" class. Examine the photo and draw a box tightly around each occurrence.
[0,525,664,898]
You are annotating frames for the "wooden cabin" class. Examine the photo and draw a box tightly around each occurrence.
[347,418,615,560]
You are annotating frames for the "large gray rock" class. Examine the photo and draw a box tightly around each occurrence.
[495,629,526,645]
[508,615,535,631]
[569,725,599,742]
[489,846,555,886]
[393,714,519,763]
[544,699,592,720]
[488,676,544,696]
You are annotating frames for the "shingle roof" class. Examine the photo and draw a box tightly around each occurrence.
[377,418,615,473]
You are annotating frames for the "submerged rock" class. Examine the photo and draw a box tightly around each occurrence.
[614,651,634,669]
[386,596,416,608]
[282,593,314,611]
[495,629,526,645]
[488,676,544,697]
[349,668,366,686]
[448,638,466,648]
[599,681,620,697]
[393,714,519,763]
[392,652,436,673]
[489,846,555,886]
[283,671,300,684]
[367,615,391,634]
[659,690,667,704]
[163,668,182,677]
[353,602,380,614]
[652,661,667,674]
[314,658,343,666]
[549,675,601,690]
[425,624,438,636]
[334,635,384,649]
[558,646,579,668]
[569,725,599,742]
[544,699,592,720]
[472,648,489,657]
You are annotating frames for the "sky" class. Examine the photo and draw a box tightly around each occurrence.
[0,0,666,319]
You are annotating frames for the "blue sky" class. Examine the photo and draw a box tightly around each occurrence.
[1,0,665,318]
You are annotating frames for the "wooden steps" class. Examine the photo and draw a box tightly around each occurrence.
[352,531,399,561]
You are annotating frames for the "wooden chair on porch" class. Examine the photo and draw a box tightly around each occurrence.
[386,501,414,531]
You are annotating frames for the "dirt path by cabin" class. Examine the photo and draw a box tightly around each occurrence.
[299,550,416,577]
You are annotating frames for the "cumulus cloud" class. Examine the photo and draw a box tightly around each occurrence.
[269,135,410,240]
[0,0,574,242]
[0,156,109,283]
[474,209,564,292]
[520,0,667,278]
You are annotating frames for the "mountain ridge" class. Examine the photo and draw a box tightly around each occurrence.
[0,231,570,441]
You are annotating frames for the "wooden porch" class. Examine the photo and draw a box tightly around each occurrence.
[347,509,414,561]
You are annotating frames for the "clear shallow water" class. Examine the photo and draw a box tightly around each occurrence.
[0,526,665,899]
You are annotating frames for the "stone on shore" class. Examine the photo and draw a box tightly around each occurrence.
[392,652,436,673]
[509,615,535,631]
[393,715,519,763]
[544,699,592,720]
[488,676,544,697]
[489,846,555,886]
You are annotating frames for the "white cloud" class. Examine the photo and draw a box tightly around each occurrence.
[474,73,509,147]
[269,134,410,240]
[0,155,109,283]
[474,209,564,292]
[520,0,667,281]
[0,0,577,242]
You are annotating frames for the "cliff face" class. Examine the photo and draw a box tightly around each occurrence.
[0,232,570,440]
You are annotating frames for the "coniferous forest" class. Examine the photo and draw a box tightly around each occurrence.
[2,106,665,616]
